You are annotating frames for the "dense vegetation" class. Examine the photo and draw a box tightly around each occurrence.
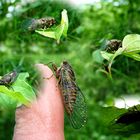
[0,0,140,139]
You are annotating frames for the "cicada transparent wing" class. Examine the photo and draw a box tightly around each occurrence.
[21,18,37,32]
[60,70,87,129]
[68,86,87,129]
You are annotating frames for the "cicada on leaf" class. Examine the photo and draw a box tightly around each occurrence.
[52,61,87,129]
[21,17,56,32]
[0,70,19,87]
[115,106,140,125]
[105,39,122,53]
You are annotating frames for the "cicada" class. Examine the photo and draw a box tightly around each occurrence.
[52,61,87,129]
[105,39,122,53]
[0,70,18,87]
[115,106,140,125]
[21,17,56,32]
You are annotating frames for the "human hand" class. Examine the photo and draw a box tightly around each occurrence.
[13,64,65,140]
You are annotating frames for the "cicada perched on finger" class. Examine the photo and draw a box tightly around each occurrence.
[52,61,87,129]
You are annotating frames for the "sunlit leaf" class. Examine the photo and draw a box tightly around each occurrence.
[123,53,140,61]
[100,51,114,61]
[12,72,36,102]
[61,9,68,37]
[0,85,30,106]
[35,29,56,39]
[122,34,140,53]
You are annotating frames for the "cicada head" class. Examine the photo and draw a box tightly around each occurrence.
[62,61,68,65]
[62,61,72,69]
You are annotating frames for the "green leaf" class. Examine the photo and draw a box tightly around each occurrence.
[109,47,124,63]
[100,51,114,61]
[0,85,30,106]
[123,53,140,61]
[92,49,104,63]
[35,29,56,39]
[35,9,68,42]
[109,105,140,135]
[0,94,17,109]
[98,106,127,126]
[12,72,36,102]
[122,34,140,53]
[61,9,68,37]
[101,47,125,76]
[17,72,30,80]
[99,105,140,135]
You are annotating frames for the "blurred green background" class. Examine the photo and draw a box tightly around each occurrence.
[0,0,140,139]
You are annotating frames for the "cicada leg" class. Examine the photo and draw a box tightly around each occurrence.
[43,74,54,80]
[55,75,61,91]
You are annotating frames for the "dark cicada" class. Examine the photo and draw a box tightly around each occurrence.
[105,39,122,53]
[115,106,140,125]
[116,111,140,125]
[21,17,56,32]
[52,61,87,129]
[0,70,18,87]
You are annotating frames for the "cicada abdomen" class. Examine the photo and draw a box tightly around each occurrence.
[21,17,56,32]
[52,61,87,129]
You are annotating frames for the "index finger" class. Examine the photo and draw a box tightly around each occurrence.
[13,64,64,140]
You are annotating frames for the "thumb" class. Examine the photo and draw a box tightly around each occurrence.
[13,64,64,140]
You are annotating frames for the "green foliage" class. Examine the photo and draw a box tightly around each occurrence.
[98,105,140,136]
[0,0,140,140]
[99,34,140,77]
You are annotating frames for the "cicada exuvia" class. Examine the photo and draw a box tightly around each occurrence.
[52,61,87,129]
[21,17,56,32]
[0,70,18,87]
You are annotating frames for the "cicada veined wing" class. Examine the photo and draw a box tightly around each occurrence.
[55,61,87,129]
[21,18,37,32]
[68,86,87,129]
